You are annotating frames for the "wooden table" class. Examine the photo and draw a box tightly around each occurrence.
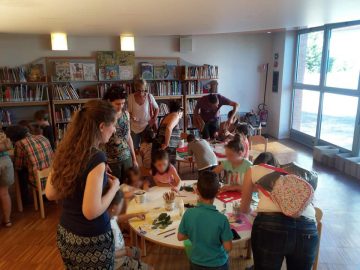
[126,180,253,255]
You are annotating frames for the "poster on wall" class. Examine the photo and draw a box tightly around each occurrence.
[97,51,135,81]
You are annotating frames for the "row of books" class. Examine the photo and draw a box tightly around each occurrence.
[99,83,133,98]
[52,62,98,82]
[184,81,204,95]
[158,103,170,116]
[0,110,11,126]
[0,85,48,102]
[186,99,198,114]
[140,63,178,80]
[55,124,68,142]
[52,84,79,100]
[183,65,218,80]
[0,67,27,83]
[146,81,182,96]
[55,105,81,123]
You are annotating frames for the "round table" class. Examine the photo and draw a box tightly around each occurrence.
[126,180,253,252]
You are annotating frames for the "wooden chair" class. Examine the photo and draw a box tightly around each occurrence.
[249,135,268,152]
[229,239,252,270]
[32,168,51,219]
[313,207,323,270]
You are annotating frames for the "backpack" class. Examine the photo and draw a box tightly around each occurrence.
[256,164,314,218]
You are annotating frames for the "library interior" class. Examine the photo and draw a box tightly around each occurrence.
[0,1,359,270]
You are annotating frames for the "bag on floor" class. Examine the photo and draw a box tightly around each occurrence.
[256,165,314,218]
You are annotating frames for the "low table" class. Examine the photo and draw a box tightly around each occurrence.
[126,180,253,255]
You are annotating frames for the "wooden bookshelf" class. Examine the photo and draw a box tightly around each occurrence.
[52,98,99,105]
[0,101,49,107]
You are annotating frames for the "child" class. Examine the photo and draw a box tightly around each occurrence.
[178,171,233,270]
[218,110,238,141]
[34,110,55,150]
[151,149,181,188]
[235,123,250,159]
[108,190,153,270]
[187,134,218,172]
[213,134,252,192]
[139,129,153,174]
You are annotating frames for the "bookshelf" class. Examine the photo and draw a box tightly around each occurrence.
[0,55,218,142]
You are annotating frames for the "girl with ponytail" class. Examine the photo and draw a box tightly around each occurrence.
[213,133,252,192]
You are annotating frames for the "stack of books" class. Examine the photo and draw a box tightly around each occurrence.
[53,84,80,100]
[0,84,47,102]
[0,67,27,83]
[55,105,82,123]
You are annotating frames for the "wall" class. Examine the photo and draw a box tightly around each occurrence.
[0,33,273,113]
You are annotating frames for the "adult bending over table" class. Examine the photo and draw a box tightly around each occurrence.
[152,101,183,165]
[45,100,120,269]
[193,81,239,139]
[128,79,159,149]
[103,87,138,183]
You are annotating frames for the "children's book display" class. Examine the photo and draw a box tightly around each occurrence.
[97,51,135,81]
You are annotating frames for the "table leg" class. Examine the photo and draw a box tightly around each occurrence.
[140,236,147,257]
[14,171,23,212]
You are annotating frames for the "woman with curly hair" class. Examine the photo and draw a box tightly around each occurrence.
[45,100,120,269]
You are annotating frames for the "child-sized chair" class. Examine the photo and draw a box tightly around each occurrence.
[313,207,323,270]
[32,167,51,219]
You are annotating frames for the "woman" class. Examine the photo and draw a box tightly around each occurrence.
[240,153,319,270]
[152,101,183,165]
[0,129,14,227]
[45,100,120,269]
[103,86,138,183]
[128,79,159,149]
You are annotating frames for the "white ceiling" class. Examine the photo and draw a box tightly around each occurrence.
[0,0,359,36]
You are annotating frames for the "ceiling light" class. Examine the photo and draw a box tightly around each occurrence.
[267,31,272,34]
[51,33,68,51]
[120,35,135,51]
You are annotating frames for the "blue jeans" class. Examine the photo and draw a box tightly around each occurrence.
[131,131,143,150]
[190,261,229,270]
[251,213,319,270]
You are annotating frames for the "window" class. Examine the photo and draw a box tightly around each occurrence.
[292,89,320,136]
[296,31,324,85]
[326,25,360,89]
[320,93,358,150]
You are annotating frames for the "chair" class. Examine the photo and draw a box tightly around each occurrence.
[229,239,253,270]
[313,207,323,270]
[249,135,268,152]
[32,167,51,219]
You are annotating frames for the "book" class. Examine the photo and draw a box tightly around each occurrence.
[105,65,120,80]
[97,51,135,67]
[70,63,84,81]
[119,65,133,80]
[154,65,167,80]
[165,65,178,80]
[140,62,154,80]
[53,84,79,100]
[53,62,70,82]
[82,63,97,81]
[27,64,45,82]
[99,67,106,81]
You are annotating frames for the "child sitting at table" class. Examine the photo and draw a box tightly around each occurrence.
[122,167,150,195]
[187,134,218,172]
[139,129,153,175]
[213,134,252,192]
[218,110,238,141]
[151,149,181,188]
[107,189,153,270]
[178,171,233,270]
[235,123,250,159]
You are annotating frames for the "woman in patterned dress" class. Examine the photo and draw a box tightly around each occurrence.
[45,100,120,269]
[103,86,138,183]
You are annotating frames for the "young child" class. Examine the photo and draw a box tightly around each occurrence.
[236,123,250,159]
[139,129,153,174]
[178,171,233,269]
[213,134,252,192]
[108,190,153,270]
[218,110,238,141]
[119,167,150,201]
[187,134,218,172]
[34,110,55,150]
[151,149,181,188]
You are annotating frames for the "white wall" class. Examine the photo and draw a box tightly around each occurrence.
[0,33,273,113]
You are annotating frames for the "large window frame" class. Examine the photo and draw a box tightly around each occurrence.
[291,20,360,155]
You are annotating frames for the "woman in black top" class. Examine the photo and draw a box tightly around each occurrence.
[45,100,119,269]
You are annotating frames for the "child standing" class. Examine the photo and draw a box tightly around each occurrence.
[186,134,218,172]
[108,190,153,270]
[178,171,233,270]
[139,129,153,174]
[151,149,181,188]
[213,134,252,192]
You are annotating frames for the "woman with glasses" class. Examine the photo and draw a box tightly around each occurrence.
[152,101,183,165]
[103,86,138,183]
[128,79,159,149]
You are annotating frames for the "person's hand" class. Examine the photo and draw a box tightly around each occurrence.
[107,173,120,191]
[106,164,112,173]
[148,118,156,127]
[134,212,147,220]
[161,144,167,150]
[143,180,150,191]
[133,159,139,169]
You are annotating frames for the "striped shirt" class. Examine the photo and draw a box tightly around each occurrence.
[14,134,53,184]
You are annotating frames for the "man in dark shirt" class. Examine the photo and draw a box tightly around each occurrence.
[34,110,55,150]
[194,81,239,139]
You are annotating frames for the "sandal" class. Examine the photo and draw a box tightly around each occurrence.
[2,221,12,228]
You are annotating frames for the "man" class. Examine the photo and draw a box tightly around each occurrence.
[10,125,53,204]
[194,81,239,139]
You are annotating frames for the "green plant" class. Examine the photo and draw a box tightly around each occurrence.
[152,213,173,229]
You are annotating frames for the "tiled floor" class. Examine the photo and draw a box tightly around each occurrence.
[0,139,359,269]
